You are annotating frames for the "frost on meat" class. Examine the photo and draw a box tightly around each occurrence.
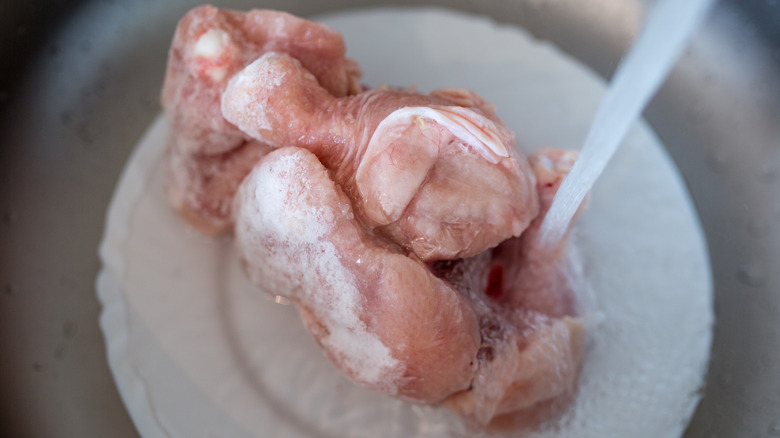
[162,5,361,234]
[162,5,587,431]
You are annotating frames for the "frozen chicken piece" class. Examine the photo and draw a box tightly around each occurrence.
[162,6,588,431]
[161,5,361,233]
[222,53,538,261]
[232,144,584,427]
[441,148,585,429]
[162,5,361,156]
[233,147,481,401]
[166,139,273,234]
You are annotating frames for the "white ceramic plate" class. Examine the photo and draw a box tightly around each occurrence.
[96,8,713,438]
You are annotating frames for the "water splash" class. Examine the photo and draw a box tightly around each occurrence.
[538,0,717,245]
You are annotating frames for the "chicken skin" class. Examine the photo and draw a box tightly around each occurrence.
[222,52,538,261]
[162,5,587,431]
[232,144,583,428]
[162,5,361,234]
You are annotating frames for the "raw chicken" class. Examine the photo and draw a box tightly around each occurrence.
[162,5,587,431]
[440,148,585,429]
[162,5,361,156]
[233,147,481,402]
[161,5,361,233]
[222,52,538,261]
[232,145,584,428]
[166,139,273,234]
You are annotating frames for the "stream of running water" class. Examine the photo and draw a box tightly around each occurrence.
[537,0,717,246]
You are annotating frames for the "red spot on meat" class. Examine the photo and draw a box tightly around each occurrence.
[485,264,504,300]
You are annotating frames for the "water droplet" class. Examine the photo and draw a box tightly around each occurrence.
[79,39,92,53]
[3,210,17,225]
[266,294,290,306]
[60,111,72,126]
[76,122,94,146]
[686,103,709,123]
[747,218,769,238]
[706,149,730,174]
[47,44,60,58]
[768,419,780,436]
[32,362,44,372]
[756,163,778,183]
[736,264,765,287]
[62,321,77,338]
[100,62,113,74]
[3,283,14,295]
[139,95,158,113]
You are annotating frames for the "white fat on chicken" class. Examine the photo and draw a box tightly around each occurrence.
[234,148,402,389]
[192,28,233,82]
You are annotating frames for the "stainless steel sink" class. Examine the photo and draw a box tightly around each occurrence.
[1,0,778,436]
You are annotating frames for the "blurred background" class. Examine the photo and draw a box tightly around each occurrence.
[1,0,778,436]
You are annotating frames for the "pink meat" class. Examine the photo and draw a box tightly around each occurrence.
[233,144,584,427]
[162,6,587,430]
[222,53,538,261]
[233,147,481,401]
[440,148,585,429]
[166,139,273,234]
[162,5,361,156]
[161,6,361,233]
